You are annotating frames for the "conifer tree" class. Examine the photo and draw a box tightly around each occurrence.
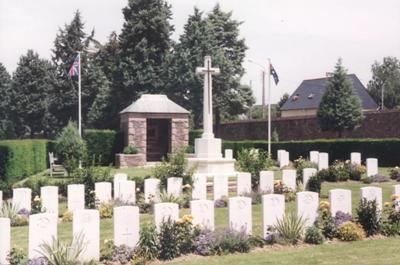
[317,59,363,137]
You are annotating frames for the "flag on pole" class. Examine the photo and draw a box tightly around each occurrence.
[68,54,80,77]
[270,63,279,85]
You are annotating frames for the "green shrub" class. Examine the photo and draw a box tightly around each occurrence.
[389,167,400,180]
[158,218,180,260]
[189,129,202,146]
[317,205,336,240]
[345,162,365,181]
[152,149,194,189]
[84,129,123,166]
[214,229,252,254]
[123,145,138,154]
[272,213,305,245]
[336,221,365,241]
[304,226,324,244]
[137,224,158,261]
[293,156,317,181]
[55,121,86,176]
[7,247,27,265]
[307,175,322,193]
[222,138,400,167]
[0,139,49,184]
[356,198,381,236]
[236,148,273,189]
[381,200,400,236]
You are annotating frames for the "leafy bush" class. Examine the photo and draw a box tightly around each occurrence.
[214,196,228,208]
[345,162,365,181]
[194,230,217,256]
[317,201,336,239]
[274,181,296,202]
[137,224,158,261]
[307,175,321,193]
[293,156,317,181]
[38,234,87,265]
[158,191,181,205]
[214,228,252,254]
[356,198,381,236]
[98,203,113,219]
[61,211,73,223]
[101,241,135,264]
[272,213,305,245]
[381,200,400,236]
[175,214,198,254]
[334,211,352,227]
[31,195,43,215]
[223,138,400,167]
[0,200,19,222]
[84,129,123,166]
[0,139,50,184]
[304,226,324,244]
[122,145,138,154]
[157,218,179,260]
[236,148,273,189]
[389,167,400,180]
[7,247,27,265]
[336,221,365,241]
[55,121,87,176]
[152,149,194,189]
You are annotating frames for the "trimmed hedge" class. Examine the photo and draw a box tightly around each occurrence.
[83,129,124,166]
[222,138,400,167]
[0,140,50,183]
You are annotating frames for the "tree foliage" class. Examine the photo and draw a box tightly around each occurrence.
[367,57,400,109]
[317,59,363,137]
[0,63,15,139]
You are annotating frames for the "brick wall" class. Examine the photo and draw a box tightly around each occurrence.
[217,110,400,141]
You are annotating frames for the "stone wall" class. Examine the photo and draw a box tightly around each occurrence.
[217,110,400,141]
[171,118,189,151]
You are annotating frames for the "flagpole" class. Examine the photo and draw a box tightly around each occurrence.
[267,58,271,157]
[78,52,82,137]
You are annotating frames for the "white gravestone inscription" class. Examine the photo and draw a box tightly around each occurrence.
[73,209,100,261]
[13,188,31,212]
[190,199,215,230]
[237,172,251,195]
[296,191,319,228]
[68,184,85,212]
[41,186,59,216]
[262,194,285,239]
[0,218,10,265]
[259,171,274,194]
[113,206,140,248]
[329,189,352,216]
[228,196,252,235]
[29,213,57,259]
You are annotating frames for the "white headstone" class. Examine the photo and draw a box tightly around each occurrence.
[237,172,252,195]
[167,177,183,197]
[192,174,207,200]
[0,190,3,209]
[350,152,361,165]
[0,218,10,265]
[225,149,233,159]
[279,151,290,168]
[282,169,297,190]
[119,180,136,204]
[303,168,317,190]
[213,175,228,200]
[393,184,400,195]
[262,194,285,239]
[366,158,378,177]
[360,186,382,213]
[68,184,85,212]
[318,152,329,171]
[296,191,319,228]
[144,178,160,203]
[114,173,128,200]
[13,188,31,212]
[95,182,112,204]
[259,171,274,193]
[41,186,59,216]
[309,151,319,164]
[73,209,100,261]
[154,202,179,232]
[229,196,252,234]
[277,149,285,163]
[329,189,352,216]
[190,199,214,230]
[113,206,140,248]
[29,213,58,259]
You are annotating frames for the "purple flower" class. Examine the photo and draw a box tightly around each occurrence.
[334,211,352,227]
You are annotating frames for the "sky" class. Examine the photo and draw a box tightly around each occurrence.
[1,0,399,104]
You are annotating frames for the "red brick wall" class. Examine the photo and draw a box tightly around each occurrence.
[217,110,400,141]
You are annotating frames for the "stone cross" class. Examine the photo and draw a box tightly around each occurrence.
[196,56,220,139]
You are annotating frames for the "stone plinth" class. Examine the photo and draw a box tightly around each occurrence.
[115,154,146,168]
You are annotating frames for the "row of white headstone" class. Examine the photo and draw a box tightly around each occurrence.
[1,184,397,264]
[277,150,379,176]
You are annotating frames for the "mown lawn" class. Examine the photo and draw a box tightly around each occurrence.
[166,237,400,265]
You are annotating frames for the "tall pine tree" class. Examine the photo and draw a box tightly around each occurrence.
[8,50,58,137]
[0,62,16,139]
[317,59,363,137]
[117,0,174,108]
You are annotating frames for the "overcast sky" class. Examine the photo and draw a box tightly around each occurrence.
[1,0,399,104]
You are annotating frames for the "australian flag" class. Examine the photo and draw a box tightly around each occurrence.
[68,54,80,77]
[270,63,279,85]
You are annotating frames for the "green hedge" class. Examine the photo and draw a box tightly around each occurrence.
[83,129,124,166]
[222,138,400,167]
[0,140,50,183]
[189,129,203,146]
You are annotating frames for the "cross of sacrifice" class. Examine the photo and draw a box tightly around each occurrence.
[196,56,220,114]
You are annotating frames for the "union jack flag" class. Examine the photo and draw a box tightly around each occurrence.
[68,54,80,77]
[270,63,279,85]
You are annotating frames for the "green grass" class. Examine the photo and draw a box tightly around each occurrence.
[166,237,400,265]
